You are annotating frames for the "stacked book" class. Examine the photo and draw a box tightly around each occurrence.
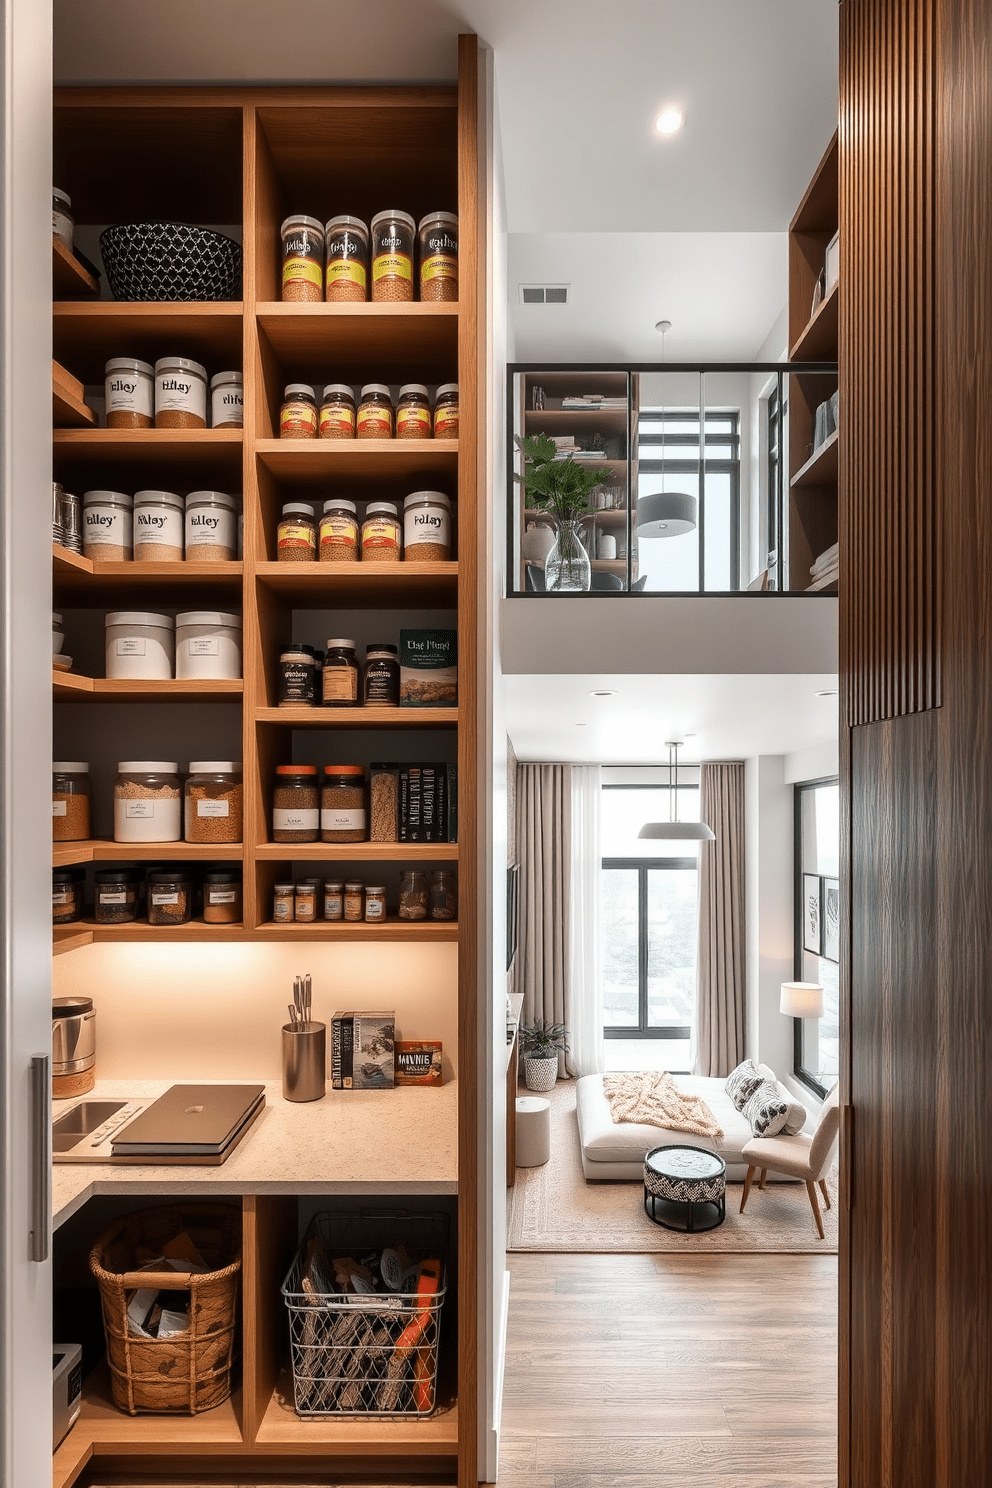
[369,761,457,843]
[561,395,627,410]
[809,542,839,590]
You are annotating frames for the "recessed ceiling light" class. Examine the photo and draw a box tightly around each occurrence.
[574,722,588,727]
[815,688,839,697]
[654,107,685,136]
[589,689,618,698]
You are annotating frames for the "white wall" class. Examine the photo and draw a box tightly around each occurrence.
[785,737,839,782]
[745,755,794,1078]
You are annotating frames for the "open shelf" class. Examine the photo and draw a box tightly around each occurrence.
[53,548,243,605]
[256,303,457,383]
[252,917,458,940]
[255,842,458,861]
[254,1368,457,1454]
[53,360,96,428]
[53,840,245,867]
[257,705,457,728]
[53,925,94,956]
[255,560,458,608]
[791,429,839,489]
[52,235,99,299]
[523,405,628,435]
[54,674,244,703]
[790,280,839,361]
[256,438,458,490]
[52,302,244,382]
[53,427,243,477]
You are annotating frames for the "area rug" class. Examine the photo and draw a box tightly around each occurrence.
[507,1078,838,1254]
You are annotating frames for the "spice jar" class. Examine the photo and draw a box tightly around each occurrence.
[322,639,359,706]
[318,499,359,562]
[294,879,319,922]
[343,880,364,921]
[279,642,317,706]
[185,490,238,561]
[403,490,452,561]
[319,383,356,439]
[273,881,296,923]
[114,762,182,843]
[94,869,138,925]
[360,502,401,563]
[370,209,415,302]
[281,214,324,302]
[53,188,74,249]
[175,611,243,680]
[396,384,431,440]
[324,216,369,302]
[280,384,318,438]
[398,869,428,920]
[105,357,154,429]
[369,763,399,841]
[433,383,459,439]
[429,869,458,920]
[133,489,185,562]
[154,357,207,429]
[356,384,394,439]
[83,490,132,561]
[210,371,243,429]
[52,762,91,842]
[147,870,192,927]
[321,764,366,842]
[418,212,458,302]
[53,868,85,925]
[363,643,400,705]
[323,880,344,920]
[277,502,317,562]
[185,762,243,844]
[105,611,175,681]
[272,764,319,843]
[365,885,386,922]
[203,871,242,925]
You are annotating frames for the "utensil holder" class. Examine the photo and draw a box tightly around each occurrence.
[282,1022,326,1102]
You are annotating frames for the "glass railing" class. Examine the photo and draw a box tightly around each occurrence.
[506,362,838,596]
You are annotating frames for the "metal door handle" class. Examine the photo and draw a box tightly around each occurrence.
[29,1054,50,1262]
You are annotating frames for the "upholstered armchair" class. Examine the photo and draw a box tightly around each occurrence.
[739,1082,841,1239]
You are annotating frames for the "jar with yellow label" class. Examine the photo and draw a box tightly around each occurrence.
[370,209,415,302]
[324,216,368,302]
[319,384,356,439]
[361,502,401,562]
[277,503,317,562]
[318,499,359,562]
[433,383,459,439]
[322,639,359,705]
[356,384,394,440]
[281,214,324,302]
[418,212,458,302]
[280,384,318,438]
[396,384,432,440]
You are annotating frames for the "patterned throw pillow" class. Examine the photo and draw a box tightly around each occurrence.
[743,1080,790,1138]
[725,1059,765,1111]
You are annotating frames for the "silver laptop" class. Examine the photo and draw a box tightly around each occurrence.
[112,1084,265,1159]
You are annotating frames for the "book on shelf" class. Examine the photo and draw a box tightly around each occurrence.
[331,1011,395,1089]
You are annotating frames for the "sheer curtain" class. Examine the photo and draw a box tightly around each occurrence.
[693,761,747,1077]
[568,764,603,1077]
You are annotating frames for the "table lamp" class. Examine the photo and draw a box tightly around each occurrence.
[780,981,824,1019]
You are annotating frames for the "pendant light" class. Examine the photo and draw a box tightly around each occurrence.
[637,323,697,537]
[637,741,715,841]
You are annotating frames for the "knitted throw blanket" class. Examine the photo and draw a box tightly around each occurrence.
[603,1071,724,1139]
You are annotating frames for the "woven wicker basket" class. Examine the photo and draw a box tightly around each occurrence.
[89,1203,241,1415]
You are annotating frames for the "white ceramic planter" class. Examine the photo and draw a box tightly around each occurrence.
[523,1054,558,1092]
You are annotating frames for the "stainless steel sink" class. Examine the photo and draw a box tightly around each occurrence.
[52,1099,127,1151]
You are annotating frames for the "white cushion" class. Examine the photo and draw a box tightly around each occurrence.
[576,1073,755,1167]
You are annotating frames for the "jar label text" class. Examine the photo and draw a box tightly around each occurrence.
[197,799,230,817]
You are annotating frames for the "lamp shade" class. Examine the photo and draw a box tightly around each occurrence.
[636,489,697,537]
[638,821,715,841]
[780,981,824,1019]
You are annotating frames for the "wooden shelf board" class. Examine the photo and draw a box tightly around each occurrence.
[53,428,243,475]
[52,235,99,299]
[53,841,244,867]
[254,560,458,609]
[255,1368,458,1453]
[57,1364,243,1467]
[791,429,839,489]
[53,360,97,428]
[256,842,459,862]
[256,303,457,382]
[53,550,243,605]
[54,675,244,704]
[52,669,93,698]
[51,919,458,948]
[52,302,244,383]
[589,559,629,574]
[59,919,251,942]
[523,406,628,434]
[256,438,458,488]
[790,130,839,235]
[53,925,94,956]
[806,574,839,594]
[790,281,839,362]
[256,705,457,728]
[252,918,459,940]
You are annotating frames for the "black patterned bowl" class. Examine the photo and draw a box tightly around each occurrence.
[99,222,242,302]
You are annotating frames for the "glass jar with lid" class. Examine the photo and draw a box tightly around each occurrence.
[364,885,386,922]
[279,642,318,706]
[52,868,85,925]
[324,216,369,302]
[185,490,237,562]
[417,211,458,302]
[319,499,359,562]
[52,189,74,249]
[294,879,319,922]
[105,357,154,429]
[147,870,192,926]
[273,881,296,922]
[114,762,182,843]
[433,384,459,439]
[322,639,359,705]
[356,384,394,439]
[185,762,243,844]
[403,490,452,561]
[94,869,139,925]
[319,384,356,439]
[396,384,431,440]
[321,765,366,842]
[370,209,415,302]
[281,214,324,302]
[210,371,243,429]
[133,489,184,562]
[203,871,242,925]
[277,502,317,562]
[154,356,207,429]
[360,502,401,563]
[343,880,364,921]
[82,490,133,561]
[398,869,429,920]
[53,762,91,842]
[363,643,400,705]
[429,869,458,920]
[280,384,318,438]
[323,880,344,920]
[272,764,319,842]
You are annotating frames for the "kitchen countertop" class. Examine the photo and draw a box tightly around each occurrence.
[53,1078,458,1229]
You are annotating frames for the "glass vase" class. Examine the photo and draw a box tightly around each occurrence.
[545,517,591,592]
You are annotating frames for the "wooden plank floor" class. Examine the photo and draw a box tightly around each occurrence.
[499,1252,837,1488]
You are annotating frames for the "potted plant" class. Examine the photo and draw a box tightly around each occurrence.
[519,1018,567,1092]
[513,433,605,591]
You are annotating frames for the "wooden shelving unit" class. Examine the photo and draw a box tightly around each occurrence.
[51,54,484,1485]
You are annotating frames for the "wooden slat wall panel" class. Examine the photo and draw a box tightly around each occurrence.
[839,0,939,723]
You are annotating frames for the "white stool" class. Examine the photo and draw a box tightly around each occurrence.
[515,1096,551,1167]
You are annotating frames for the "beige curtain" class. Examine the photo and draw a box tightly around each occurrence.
[694,761,746,1077]
[515,764,570,1073]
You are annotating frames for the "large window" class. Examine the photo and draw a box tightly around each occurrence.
[636,409,741,592]
[793,777,840,1095]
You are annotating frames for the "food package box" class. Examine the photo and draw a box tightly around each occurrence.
[399,629,457,707]
[331,1011,395,1089]
[395,1040,443,1086]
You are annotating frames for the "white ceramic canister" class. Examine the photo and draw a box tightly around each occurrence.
[82,490,133,560]
[175,611,243,680]
[520,520,556,565]
[154,356,207,428]
[184,491,238,560]
[105,611,175,680]
[114,761,182,843]
[133,489,185,560]
[402,490,452,556]
[104,357,154,426]
[598,533,617,560]
[210,371,243,429]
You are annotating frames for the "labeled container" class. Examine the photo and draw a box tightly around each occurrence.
[433,383,459,438]
[277,503,317,562]
[53,868,85,925]
[82,490,133,561]
[321,765,366,843]
[323,880,344,921]
[364,885,386,922]
[184,762,243,844]
[105,611,175,681]
[203,871,242,925]
[324,216,368,303]
[210,371,243,429]
[147,870,192,926]
[396,384,431,440]
[403,490,452,561]
[279,642,318,706]
[418,211,458,302]
[53,995,95,1096]
[369,763,400,841]
[322,639,359,706]
[363,643,400,705]
[94,869,138,926]
[292,878,318,922]
[175,611,243,680]
[356,384,394,440]
[113,762,182,843]
[281,214,324,302]
[318,499,359,562]
[105,358,154,430]
[53,763,91,842]
[360,502,401,563]
[343,881,364,921]
[185,490,238,561]
[133,489,185,562]
[398,870,428,921]
[280,384,318,438]
[273,881,296,923]
[52,189,74,249]
[319,384,356,439]
[370,209,415,302]
[154,356,207,429]
[273,765,319,843]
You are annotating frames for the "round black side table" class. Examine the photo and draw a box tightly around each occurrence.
[643,1144,727,1232]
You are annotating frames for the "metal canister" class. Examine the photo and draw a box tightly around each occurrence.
[52,482,64,545]
[60,490,82,554]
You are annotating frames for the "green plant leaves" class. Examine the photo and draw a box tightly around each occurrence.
[513,432,605,519]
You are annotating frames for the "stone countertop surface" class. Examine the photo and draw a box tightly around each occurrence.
[53,1078,458,1229]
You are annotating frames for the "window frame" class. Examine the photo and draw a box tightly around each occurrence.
[601,855,698,1040]
[792,774,839,1098]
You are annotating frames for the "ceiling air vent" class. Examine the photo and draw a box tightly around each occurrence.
[519,284,570,304]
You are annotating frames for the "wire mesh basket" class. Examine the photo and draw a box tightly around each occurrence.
[280,1210,449,1418]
